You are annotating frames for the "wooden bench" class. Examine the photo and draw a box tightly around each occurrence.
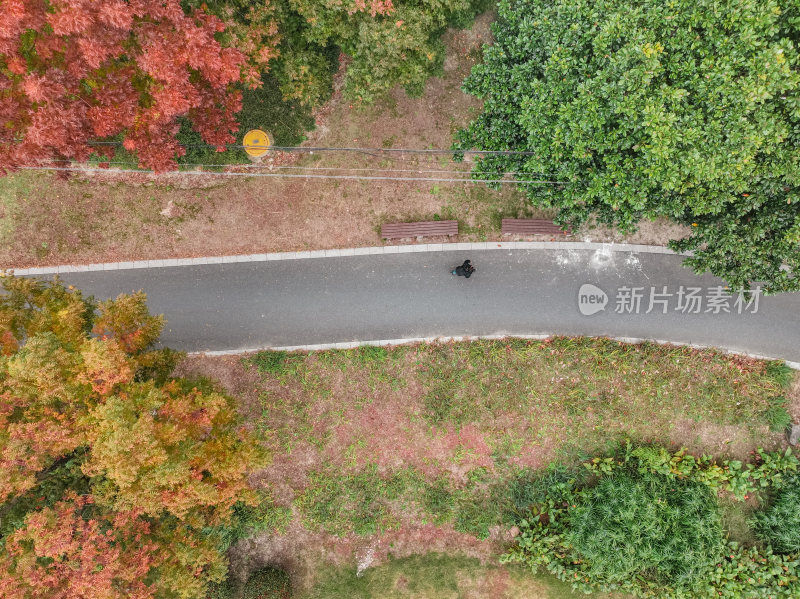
[381,220,458,239]
[501,218,571,236]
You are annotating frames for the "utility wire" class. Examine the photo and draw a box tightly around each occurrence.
[22,165,571,185]
[84,140,542,157]
[37,158,550,178]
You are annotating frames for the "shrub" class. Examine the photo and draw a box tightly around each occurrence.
[566,473,724,590]
[503,447,800,598]
[504,465,580,522]
[177,73,318,169]
[751,475,800,554]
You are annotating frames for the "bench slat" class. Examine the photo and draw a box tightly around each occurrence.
[382,224,456,231]
[501,218,570,235]
[381,220,458,238]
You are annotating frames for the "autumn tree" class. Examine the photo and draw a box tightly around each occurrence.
[188,0,490,106]
[456,0,800,292]
[0,493,160,599]
[83,378,261,523]
[0,275,266,598]
[0,0,250,173]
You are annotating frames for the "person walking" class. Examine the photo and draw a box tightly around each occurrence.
[451,259,476,278]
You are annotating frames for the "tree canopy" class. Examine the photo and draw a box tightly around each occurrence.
[0,0,249,173]
[1,0,488,171]
[191,0,490,105]
[457,0,800,292]
[0,275,266,598]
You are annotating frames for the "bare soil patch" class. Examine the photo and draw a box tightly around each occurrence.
[0,12,686,270]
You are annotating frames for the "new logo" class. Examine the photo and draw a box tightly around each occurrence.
[578,284,608,316]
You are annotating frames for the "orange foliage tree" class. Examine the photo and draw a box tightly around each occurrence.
[0,275,266,597]
[0,493,160,599]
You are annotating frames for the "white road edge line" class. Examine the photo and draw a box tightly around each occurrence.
[3,242,685,276]
[191,334,800,370]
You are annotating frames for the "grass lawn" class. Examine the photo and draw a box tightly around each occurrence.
[178,337,795,598]
[305,554,626,599]
[0,172,27,249]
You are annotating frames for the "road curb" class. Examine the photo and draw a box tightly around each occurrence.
[191,334,800,370]
[4,242,683,276]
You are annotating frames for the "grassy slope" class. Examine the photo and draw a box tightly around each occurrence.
[184,337,794,599]
[0,13,582,269]
[0,173,28,249]
[306,555,613,599]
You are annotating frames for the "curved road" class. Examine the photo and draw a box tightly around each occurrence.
[29,245,800,363]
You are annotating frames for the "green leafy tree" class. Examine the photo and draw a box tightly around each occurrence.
[457,0,800,292]
[188,0,490,106]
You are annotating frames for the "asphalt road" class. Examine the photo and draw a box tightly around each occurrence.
[51,248,800,362]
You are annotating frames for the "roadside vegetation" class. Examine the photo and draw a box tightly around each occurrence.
[178,339,798,598]
[2,0,490,172]
[2,13,569,270]
[504,446,800,598]
[2,0,796,291]
[3,0,800,593]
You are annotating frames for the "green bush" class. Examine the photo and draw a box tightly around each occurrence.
[503,447,800,598]
[581,443,800,501]
[751,475,800,554]
[566,473,724,589]
[504,465,580,522]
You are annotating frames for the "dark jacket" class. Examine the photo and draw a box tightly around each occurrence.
[456,260,475,277]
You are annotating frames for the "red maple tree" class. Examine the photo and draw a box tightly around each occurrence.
[0,0,249,172]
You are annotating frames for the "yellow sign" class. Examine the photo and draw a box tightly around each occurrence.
[243,129,271,158]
